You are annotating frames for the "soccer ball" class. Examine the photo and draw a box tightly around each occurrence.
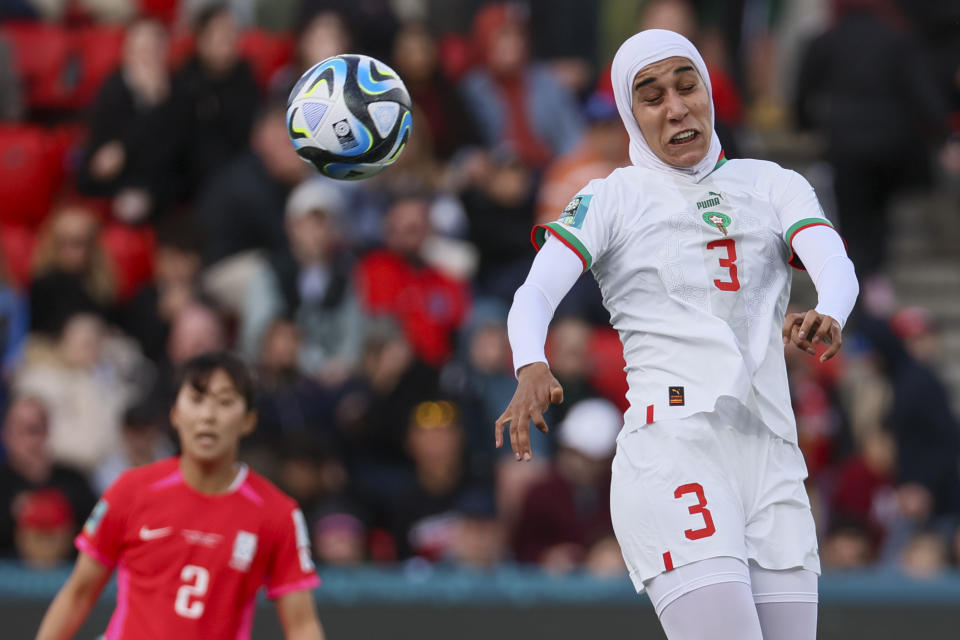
[286,54,413,180]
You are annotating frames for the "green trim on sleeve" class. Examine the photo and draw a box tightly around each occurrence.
[784,217,835,270]
[531,222,593,271]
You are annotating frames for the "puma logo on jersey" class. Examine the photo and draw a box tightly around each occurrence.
[139,525,173,540]
[697,192,723,210]
[669,386,685,406]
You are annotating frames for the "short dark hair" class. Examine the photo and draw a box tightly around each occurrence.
[176,352,257,411]
[193,3,232,35]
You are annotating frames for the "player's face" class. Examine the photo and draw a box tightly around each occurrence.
[630,56,712,168]
[170,368,255,464]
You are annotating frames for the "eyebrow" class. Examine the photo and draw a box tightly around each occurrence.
[634,65,696,89]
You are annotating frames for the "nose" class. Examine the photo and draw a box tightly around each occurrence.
[664,90,689,121]
[198,398,216,422]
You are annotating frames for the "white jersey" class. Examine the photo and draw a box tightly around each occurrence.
[533,156,834,442]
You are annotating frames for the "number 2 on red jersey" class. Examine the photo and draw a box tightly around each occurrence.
[175,565,209,619]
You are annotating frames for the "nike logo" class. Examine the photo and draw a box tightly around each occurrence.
[139,526,173,541]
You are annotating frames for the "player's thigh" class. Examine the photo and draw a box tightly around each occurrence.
[751,564,819,640]
[744,437,820,574]
[611,418,747,589]
[656,572,763,640]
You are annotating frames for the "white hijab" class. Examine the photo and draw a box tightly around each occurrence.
[611,29,723,183]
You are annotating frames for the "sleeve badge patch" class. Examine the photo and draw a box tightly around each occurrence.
[559,194,593,229]
[83,499,108,536]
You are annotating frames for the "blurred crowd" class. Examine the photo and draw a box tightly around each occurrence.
[1,0,959,580]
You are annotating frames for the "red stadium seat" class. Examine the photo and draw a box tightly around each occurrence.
[139,0,180,25]
[167,31,194,70]
[100,223,156,302]
[73,26,126,109]
[1,22,77,111]
[0,125,66,228]
[99,223,156,302]
[587,326,630,413]
[238,30,293,89]
[0,224,37,290]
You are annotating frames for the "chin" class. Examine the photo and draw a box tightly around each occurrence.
[666,146,709,168]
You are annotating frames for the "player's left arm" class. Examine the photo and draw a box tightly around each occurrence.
[782,224,859,362]
[275,589,325,640]
[773,170,859,362]
[267,505,323,639]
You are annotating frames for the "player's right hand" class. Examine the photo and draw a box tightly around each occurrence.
[495,362,564,462]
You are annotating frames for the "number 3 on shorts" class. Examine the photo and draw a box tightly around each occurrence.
[674,483,716,540]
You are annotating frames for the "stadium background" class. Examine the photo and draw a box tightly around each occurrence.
[1,0,959,637]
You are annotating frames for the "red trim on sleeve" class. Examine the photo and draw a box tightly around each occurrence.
[663,551,674,572]
[75,535,117,568]
[529,224,588,271]
[646,404,654,424]
[786,222,847,270]
[267,575,321,599]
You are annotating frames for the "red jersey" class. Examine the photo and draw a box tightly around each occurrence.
[76,458,320,640]
[355,250,470,366]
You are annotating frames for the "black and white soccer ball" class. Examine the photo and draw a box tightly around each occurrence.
[286,54,413,180]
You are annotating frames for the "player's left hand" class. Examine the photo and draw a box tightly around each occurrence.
[782,310,842,362]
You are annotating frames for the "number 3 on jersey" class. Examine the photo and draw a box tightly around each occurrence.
[175,565,209,619]
[707,238,740,291]
[674,483,716,540]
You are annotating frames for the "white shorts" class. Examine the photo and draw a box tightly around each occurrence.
[610,402,820,592]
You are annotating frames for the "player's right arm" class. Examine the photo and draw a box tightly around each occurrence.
[35,552,112,640]
[495,237,582,460]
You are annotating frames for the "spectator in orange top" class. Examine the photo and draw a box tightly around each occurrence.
[354,194,470,367]
[535,91,628,226]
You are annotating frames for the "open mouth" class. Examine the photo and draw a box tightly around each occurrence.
[195,433,218,445]
[669,130,699,145]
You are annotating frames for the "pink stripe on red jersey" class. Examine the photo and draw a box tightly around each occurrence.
[75,535,116,568]
[148,469,183,490]
[267,575,321,599]
[104,564,131,640]
[235,593,258,640]
[238,483,265,506]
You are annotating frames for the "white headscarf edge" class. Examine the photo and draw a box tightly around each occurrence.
[611,29,723,183]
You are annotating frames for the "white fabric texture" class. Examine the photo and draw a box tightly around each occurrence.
[658,580,764,640]
[756,602,819,640]
[647,558,818,639]
[507,237,583,373]
[749,564,819,605]
[611,404,820,591]
[790,225,859,328]
[644,556,752,618]
[611,29,723,183]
